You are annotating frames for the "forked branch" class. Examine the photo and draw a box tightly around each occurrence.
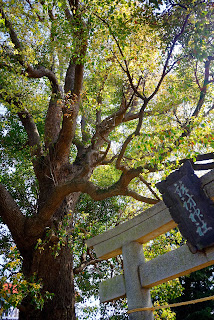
[26,168,159,236]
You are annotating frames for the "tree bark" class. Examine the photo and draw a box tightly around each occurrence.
[19,245,76,320]
[19,194,80,320]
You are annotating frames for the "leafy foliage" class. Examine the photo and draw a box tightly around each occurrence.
[0,0,214,319]
[0,246,53,316]
[170,266,214,320]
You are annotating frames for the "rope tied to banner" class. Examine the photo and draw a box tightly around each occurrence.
[127,295,214,314]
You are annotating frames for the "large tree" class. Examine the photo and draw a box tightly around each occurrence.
[0,0,214,319]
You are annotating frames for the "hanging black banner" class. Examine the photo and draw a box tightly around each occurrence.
[156,161,214,253]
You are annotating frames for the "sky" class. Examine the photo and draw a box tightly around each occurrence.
[0,104,6,114]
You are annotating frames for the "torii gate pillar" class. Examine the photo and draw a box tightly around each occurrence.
[122,242,154,320]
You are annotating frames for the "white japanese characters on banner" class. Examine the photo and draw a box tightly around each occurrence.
[174,180,212,237]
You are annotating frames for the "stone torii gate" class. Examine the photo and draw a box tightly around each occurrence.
[86,169,214,320]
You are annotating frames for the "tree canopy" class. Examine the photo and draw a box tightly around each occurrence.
[0,0,214,319]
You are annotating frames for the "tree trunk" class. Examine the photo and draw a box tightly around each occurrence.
[19,193,80,320]
[19,245,76,320]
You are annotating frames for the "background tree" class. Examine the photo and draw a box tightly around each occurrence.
[0,0,214,319]
[169,267,214,320]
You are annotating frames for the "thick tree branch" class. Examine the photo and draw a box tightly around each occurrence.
[64,60,76,94]
[29,6,88,152]
[17,109,42,156]
[25,167,157,236]
[0,184,26,250]
[54,92,81,163]
[81,114,90,143]
[54,6,88,161]
[26,66,61,94]
[44,95,62,148]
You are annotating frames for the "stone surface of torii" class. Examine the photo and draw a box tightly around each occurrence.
[86,169,214,319]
